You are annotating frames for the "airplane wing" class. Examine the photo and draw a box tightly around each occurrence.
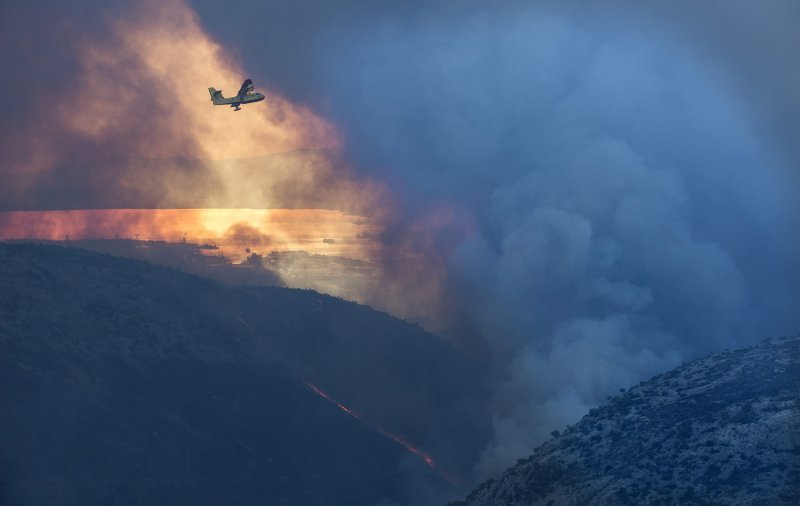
[237,79,254,98]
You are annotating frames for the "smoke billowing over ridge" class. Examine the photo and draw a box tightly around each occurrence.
[312,4,800,476]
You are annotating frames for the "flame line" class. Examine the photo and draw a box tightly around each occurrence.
[304,381,457,483]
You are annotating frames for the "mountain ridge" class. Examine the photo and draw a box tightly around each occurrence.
[452,335,800,505]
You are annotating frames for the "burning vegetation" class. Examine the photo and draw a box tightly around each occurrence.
[304,381,462,485]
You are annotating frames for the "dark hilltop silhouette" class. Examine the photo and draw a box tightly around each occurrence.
[0,243,489,505]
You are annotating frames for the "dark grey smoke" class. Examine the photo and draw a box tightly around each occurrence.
[302,3,800,476]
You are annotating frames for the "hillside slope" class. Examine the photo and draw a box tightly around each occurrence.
[453,336,800,505]
[0,244,486,505]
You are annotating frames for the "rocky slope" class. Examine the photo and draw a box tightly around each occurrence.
[453,336,800,505]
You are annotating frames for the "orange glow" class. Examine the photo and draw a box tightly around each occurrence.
[0,208,380,262]
[304,381,446,475]
[0,0,456,330]
[12,0,385,219]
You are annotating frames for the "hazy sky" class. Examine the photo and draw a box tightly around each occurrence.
[2,0,798,481]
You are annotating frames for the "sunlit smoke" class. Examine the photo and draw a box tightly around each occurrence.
[0,0,468,327]
[0,0,453,318]
[4,0,385,220]
[63,0,336,160]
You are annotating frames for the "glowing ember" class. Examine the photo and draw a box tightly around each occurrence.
[0,208,380,262]
[304,381,448,478]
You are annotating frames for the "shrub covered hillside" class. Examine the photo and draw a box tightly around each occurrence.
[0,243,487,505]
[453,336,800,505]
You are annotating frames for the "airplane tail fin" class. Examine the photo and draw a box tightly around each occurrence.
[208,87,225,105]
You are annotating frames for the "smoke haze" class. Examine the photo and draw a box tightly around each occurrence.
[308,2,800,476]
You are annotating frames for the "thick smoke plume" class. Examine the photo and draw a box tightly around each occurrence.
[314,4,800,476]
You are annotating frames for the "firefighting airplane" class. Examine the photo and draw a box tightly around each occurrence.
[208,79,265,111]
